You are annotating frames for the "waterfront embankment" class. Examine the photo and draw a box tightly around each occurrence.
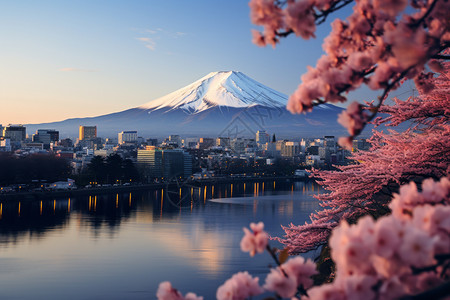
[0,176,311,201]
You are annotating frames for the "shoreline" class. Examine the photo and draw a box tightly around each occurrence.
[0,176,311,201]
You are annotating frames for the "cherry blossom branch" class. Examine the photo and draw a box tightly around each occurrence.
[399,281,450,300]
[266,245,284,268]
[432,54,450,60]
[314,0,354,25]
[411,0,439,27]
[411,253,450,274]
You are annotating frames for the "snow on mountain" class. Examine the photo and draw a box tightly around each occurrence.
[138,71,287,114]
[26,71,349,138]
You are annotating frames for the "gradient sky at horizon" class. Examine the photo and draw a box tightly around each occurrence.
[0,1,412,125]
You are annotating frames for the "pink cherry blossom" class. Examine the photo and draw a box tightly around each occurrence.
[398,226,436,268]
[337,136,353,150]
[347,51,373,72]
[416,271,444,291]
[336,275,377,300]
[373,216,402,258]
[184,293,203,300]
[378,276,406,300]
[373,0,408,17]
[249,0,449,144]
[240,222,269,256]
[263,268,298,298]
[306,283,346,300]
[371,255,410,278]
[337,102,368,136]
[282,256,318,289]
[216,271,263,300]
[421,177,450,204]
[284,0,316,39]
[156,282,197,300]
[251,29,266,47]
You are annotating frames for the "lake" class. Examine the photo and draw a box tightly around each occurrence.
[0,180,322,299]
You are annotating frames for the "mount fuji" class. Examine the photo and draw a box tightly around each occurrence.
[27,71,347,139]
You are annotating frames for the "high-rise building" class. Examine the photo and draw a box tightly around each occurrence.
[283,141,300,157]
[256,130,269,145]
[216,137,230,148]
[2,124,26,142]
[118,131,138,144]
[183,152,193,177]
[197,138,214,150]
[146,138,158,146]
[0,138,11,152]
[138,147,163,178]
[59,138,74,148]
[162,150,185,178]
[169,135,182,147]
[324,136,336,153]
[79,126,97,140]
[137,147,192,180]
[32,129,59,148]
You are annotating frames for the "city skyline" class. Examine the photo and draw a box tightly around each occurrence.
[0,1,394,126]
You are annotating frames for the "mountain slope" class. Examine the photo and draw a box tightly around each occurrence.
[26,71,348,139]
[139,71,286,113]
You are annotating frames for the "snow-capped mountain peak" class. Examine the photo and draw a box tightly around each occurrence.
[138,71,287,114]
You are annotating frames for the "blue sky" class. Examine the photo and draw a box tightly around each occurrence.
[0,1,406,125]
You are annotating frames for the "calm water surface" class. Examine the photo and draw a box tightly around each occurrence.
[0,180,322,299]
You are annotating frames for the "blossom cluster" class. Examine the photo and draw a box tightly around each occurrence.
[216,271,264,300]
[278,124,450,253]
[156,281,203,300]
[263,256,317,298]
[308,177,450,299]
[240,222,269,256]
[156,178,449,300]
[216,227,318,300]
[374,58,450,128]
[249,0,449,145]
[337,102,369,149]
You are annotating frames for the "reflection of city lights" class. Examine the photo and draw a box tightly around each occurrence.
[18,202,21,216]
[212,186,214,199]
[89,196,92,211]
[94,196,97,211]
[68,198,71,213]
[0,203,2,219]
[53,200,56,212]
[129,193,132,207]
[116,194,119,208]
[231,183,233,198]
[153,224,231,275]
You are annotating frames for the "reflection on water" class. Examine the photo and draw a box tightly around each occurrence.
[0,180,321,299]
